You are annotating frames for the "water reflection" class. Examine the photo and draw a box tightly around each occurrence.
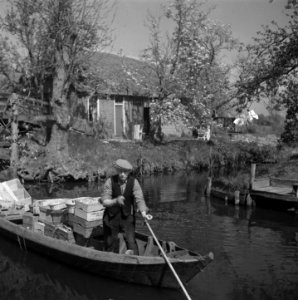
[140,172,208,204]
[204,198,298,300]
[0,171,297,300]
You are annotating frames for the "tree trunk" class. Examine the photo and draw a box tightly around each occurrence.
[47,124,69,156]
[47,46,71,159]
[10,93,19,178]
[153,117,164,143]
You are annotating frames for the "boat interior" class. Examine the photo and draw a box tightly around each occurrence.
[1,210,197,259]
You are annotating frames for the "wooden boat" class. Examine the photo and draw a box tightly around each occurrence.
[0,206,214,289]
[251,177,298,211]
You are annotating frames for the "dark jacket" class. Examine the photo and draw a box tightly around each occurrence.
[105,175,135,218]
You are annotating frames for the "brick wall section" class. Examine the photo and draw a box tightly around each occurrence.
[99,99,114,136]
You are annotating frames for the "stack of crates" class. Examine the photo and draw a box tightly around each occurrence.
[35,200,75,243]
[73,198,104,239]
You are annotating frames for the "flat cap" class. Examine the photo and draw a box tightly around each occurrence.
[113,159,133,171]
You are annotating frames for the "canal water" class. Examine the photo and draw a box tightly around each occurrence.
[0,172,297,300]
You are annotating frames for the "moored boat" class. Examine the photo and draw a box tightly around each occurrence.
[0,204,214,289]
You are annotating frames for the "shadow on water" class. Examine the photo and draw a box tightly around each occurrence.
[1,171,297,300]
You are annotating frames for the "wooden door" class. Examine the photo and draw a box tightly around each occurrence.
[115,104,123,137]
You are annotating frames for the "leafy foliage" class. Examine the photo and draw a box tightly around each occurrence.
[280,80,298,144]
[235,2,298,104]
[235,2,298,143]
[122,0,238,139]
[0,37,23,92]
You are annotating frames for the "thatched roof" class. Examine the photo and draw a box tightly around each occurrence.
[83,52,155,97]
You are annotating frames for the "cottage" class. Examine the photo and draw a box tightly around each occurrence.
[87,93,150,140]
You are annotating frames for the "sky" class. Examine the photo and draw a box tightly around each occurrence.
[0,0,290,63]
[112,0,290,58]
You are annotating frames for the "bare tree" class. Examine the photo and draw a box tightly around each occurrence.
[1,0,115,162]
[137,0,238,138]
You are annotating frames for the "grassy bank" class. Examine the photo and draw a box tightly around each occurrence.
[15,132,279,182]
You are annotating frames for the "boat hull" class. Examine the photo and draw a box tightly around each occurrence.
[0,216,213,289]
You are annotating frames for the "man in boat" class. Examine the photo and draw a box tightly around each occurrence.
[101,159,152,255]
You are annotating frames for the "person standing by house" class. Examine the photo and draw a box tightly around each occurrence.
[101,159,152,255]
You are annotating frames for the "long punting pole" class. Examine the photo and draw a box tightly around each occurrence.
[144,219,192,300]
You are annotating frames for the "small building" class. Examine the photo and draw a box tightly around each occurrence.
[68,52,153,140]
[70,90,151,140]
[87,93,151,139]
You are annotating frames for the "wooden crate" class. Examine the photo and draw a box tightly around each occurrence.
[44,223,75,243]
[73,222,103,238]
[73,214,102,228]
[74,207,104,221]
[75,197,103,212]
[36,199,67,211]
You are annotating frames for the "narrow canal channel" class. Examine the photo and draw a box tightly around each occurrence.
[0,171,297,300]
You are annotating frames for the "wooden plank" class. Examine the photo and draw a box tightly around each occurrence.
[0,93,50,127]
[267,188,291,194]
[270,177,298,187]
[253,178,270,188]
[250,189,298,202]
[254,186,292,193]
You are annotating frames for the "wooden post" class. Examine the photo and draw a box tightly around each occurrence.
[246,193,253,207]
[250,163,256,190]
[246,207,253,220]
[10,93,19,178]
[293,184,298,198]
[205,176,212,197]
[206,196,211,215]
[234,190,240,206]
[234,205,240,219]
[48,171,54,183]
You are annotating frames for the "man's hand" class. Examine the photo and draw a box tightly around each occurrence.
[141,211,153,220]
[116,195,125,206]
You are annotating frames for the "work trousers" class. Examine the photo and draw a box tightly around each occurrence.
[103,212,138,255]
